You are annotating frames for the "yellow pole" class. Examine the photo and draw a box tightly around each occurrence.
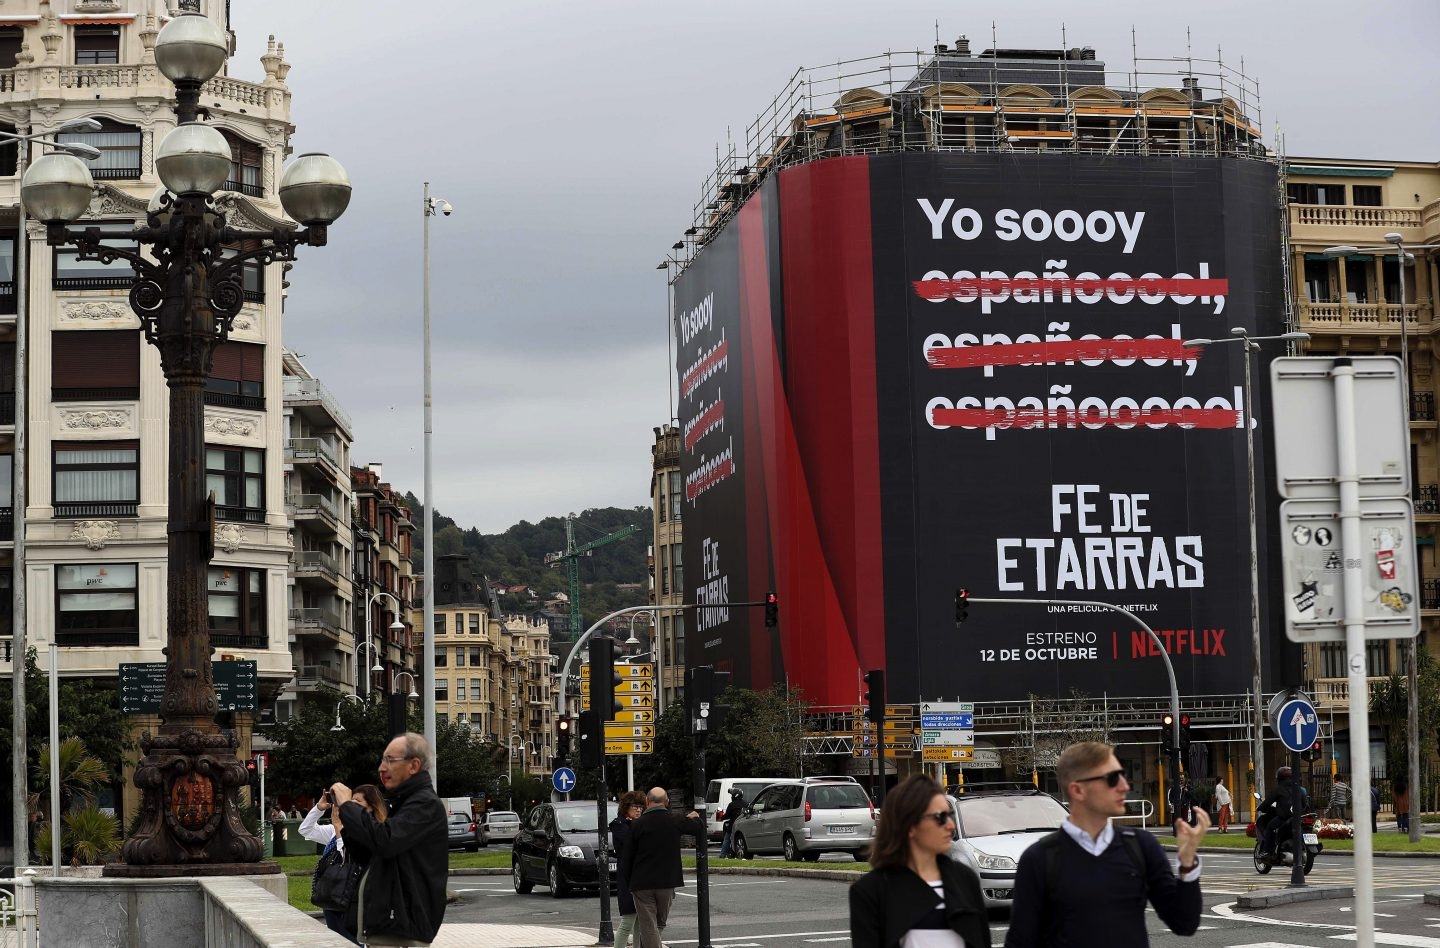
[956,768,965,793]
[1158,759,1167,825]
[1032,766,1039,788]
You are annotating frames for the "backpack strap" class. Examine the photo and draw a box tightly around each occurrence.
[1115,827,1148,890]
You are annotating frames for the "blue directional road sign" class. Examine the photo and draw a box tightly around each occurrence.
[552,767,577,794]
[1272,697,1320,753]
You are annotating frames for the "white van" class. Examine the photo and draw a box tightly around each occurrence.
[704,778,784,842]
[444,796,474,820]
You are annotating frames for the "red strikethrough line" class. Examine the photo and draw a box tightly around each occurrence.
[684,399,725,451]
[913,276,1229,301]
[931,406,1238,429]
[926,337,1200,369]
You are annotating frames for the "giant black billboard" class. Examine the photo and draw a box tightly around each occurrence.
[675,153,1285,707]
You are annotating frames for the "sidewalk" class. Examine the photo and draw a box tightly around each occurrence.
[426,923,594,948]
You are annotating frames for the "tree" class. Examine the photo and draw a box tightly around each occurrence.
[0,648,133,785]
[1007,690,1112,775]
[1368,645,1440,791]
[434,718,504,797]
[259,694,400,798]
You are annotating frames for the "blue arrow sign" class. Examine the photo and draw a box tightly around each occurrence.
[1272,697,1319,753]
[552,767,577,794]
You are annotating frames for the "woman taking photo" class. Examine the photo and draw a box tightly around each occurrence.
[305,784,389,943]
[849,775,991,948]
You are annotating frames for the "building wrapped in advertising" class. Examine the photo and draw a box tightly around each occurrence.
[672,39,1288,780]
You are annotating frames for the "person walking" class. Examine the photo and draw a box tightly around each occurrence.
[302,785,389,943]
[331,731,449,946]
[848,774,991,948]
[720,788,746,858]
[1328,776,1350,821]
[1005,741,1207,948]
[620,787,705,948]
[1394,780,1410,834]
[1214,779,1232,833]
[1371,784,1380,833]
[610,791,647,948]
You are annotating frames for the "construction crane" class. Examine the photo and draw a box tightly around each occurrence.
[543,515,639,641]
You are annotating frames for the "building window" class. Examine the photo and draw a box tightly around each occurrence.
[454,613,463,634]
[1287,182,1344,206]
[56,562,138,646]
[206,341,264,410]
[0,236,16,315]
[1302,259,1332,303]
[205,445,263,523]
[669,474,681,522]
[220,241,264,303]
[456,647,466,667]
[220,131,264,197]
[658,472,667,522]
[74,26,120,65]
[671,543,683,592]
[0,27,22,70]
[434,647,447,668]
[471,677,482,700]
[0,342,13,424]
[469,613,480,634]
[1352,185,1383,207]
[435,679,449,702]
[57,121,140,179]
[456,679,466,702]
[53,442,138,518]
[433,614,444,637]
[660,544,670,595]
[208,566,266,648]
[53,223,139,288]
[52,330,140,401]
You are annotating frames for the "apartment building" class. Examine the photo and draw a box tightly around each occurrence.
[0,2,304,827]
[650,424,683,709]
[1286,156,1440,775]
[350,463,416,700]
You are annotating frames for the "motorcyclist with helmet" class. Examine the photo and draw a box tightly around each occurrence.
[1256,766,1310,855]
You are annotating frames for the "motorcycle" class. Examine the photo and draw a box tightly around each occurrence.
[1253,811,1321,875]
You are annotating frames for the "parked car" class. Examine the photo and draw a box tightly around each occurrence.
[512,800,619,898]
[478,810,522,847]
[730,778,875,861]
[447,811,480,852]
[946,788,1069,907]
[703,778,783,842]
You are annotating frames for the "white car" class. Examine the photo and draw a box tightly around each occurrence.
[947,790,1069,907]
[478,810,522,846]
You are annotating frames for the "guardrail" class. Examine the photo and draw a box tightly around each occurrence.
[0,870,39,948]
[1118,798,1155,829]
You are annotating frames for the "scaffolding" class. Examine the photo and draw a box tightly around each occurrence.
[678,34,1268,270]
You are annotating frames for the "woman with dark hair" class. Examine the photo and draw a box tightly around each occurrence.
[610,790,648,948]
[849,774,990,948]
[316,784,388,944]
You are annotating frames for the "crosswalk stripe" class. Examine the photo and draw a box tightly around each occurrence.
[1331,934,1440,947]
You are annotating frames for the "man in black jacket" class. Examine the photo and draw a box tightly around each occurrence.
[332,732,448,945]
[1005,741,1208,948]
[621,787,705,948]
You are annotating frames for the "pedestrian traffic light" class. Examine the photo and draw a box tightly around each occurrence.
[1160,714,1176,755]
[578,709,601,769]
[764,591,779,628]
[1303,739,1322,763]
[1178,714,1192,754]
[245,757,259,790]
[687,665,731,736]
[556,717,572,761]
[954,589,970,626]
[588,635,623,721]
[863,669,886,725]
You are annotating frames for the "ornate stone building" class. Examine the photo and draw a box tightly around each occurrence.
[0,1,314,825]
[650,424,683,710]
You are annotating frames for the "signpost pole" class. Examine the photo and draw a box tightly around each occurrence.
[1333,360,1374,948]
[1289,747,1305,887]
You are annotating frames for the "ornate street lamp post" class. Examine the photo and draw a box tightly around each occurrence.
[23,13,351,870]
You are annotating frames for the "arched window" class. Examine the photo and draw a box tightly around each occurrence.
[220,130,263,196]
[57,118,140,179]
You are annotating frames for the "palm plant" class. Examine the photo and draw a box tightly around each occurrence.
[33,736,111,815]
[1369,674,1409,781]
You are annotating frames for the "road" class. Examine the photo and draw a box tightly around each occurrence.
[445,851,1440,948]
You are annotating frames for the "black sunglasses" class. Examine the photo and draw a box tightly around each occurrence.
[921,809,956,826]
[1076,768,1127,788]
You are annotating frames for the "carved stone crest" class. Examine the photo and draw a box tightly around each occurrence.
[70,520,121,550]
[61,408,131,430]
[61,300,134,323]
[214,522,245,554]
[204,415,256,437]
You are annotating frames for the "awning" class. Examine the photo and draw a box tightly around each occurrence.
[58,15,135,24]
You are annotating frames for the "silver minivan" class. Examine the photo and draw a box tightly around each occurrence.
[704,778,783,842]
[731,778,875,861]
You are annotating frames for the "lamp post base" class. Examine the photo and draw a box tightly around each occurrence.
[114,725,263,866]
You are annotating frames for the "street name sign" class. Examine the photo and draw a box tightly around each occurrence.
[922,730,976,746]
[605,739,653,755]
[923,747,975,762]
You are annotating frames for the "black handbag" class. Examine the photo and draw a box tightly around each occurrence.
[312,843,364,910]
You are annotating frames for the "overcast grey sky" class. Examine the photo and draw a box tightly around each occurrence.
[227,0,1440,534]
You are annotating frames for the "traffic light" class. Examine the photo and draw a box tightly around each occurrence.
[1178,714,1192,754]
[764,591,779,628]
[954,589,970,626]
[687,665,731,736]
[588,635,622,721]
[556,717,572,761]
[1303,739,1323,763]
[245,757,259,791]
[1160,714,1176,755]
[578,709,600,769]
[863,669,886,725]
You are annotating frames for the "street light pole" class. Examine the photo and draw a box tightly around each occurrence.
[24,13,351,869]
[365,589,406,696]
[1184,328,1310,809]
[421,183,452,791]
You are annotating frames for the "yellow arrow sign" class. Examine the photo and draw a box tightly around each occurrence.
[613,709,656,724]
[580,678,656,695]
[605,740,654,755]
[922,747,975,762]
[617,664,655,678]
[605,724,656,739]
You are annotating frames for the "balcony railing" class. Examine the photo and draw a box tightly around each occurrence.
[286,437,340,470]
[283,376,354,433]
[1413,391,1435,422]
[287,492,341,525]
[1312,676,1390,708]
[1423,579,1440,611]
[289,606,344,639]
[1292,204,1424,229]
[1297,301,1422,331]
[54,500,137,518]
[1418,484,1440,515]
[204,391,265,412]
[210,630,267,649]
[295,663,346,690]
[293,550,341,581]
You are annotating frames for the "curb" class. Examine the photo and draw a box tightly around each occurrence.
[1237,885,1354,908]
[1425,890,1440,905]
[704,866,865,883]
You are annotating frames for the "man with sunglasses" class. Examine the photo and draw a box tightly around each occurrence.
[1005,741,1208,948]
